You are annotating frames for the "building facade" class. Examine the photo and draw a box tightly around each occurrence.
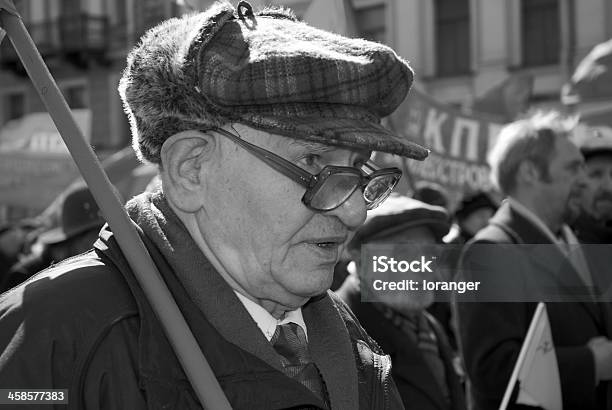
[0,0,610,223]
[4,0,609,146]
[394,0,612,109]
[0,0,189,150]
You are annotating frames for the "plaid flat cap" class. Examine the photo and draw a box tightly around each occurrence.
[119,1,428,164]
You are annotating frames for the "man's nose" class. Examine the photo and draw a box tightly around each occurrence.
[327,188,367,230]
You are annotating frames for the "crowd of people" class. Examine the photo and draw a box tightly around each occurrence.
[0,1,611,409]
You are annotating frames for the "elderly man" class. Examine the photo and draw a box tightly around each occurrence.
[571,125,612,243]
[336,194,466,410]
[455,112,612,410]
[0,2,428,409]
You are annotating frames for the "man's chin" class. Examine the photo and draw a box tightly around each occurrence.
[289,270,334,298]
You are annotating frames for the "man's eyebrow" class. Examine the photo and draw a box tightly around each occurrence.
[286,139,334,153]
[285,139,372,163]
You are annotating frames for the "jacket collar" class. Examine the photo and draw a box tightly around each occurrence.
[489,200,553,245]
[490,202,586,282]
[487,201,604,319]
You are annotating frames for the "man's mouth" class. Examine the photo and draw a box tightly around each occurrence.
[315,241,341,248]
[305,236,347,250]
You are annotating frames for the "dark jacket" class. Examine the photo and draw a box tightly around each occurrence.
[456,201,612,410]
[572,212,612,244]
[0,191,403,410]
[339,279,466,410]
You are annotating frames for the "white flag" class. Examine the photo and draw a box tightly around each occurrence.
[501,302,563,410]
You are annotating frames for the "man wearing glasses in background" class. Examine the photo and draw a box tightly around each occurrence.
[0,2,428,409]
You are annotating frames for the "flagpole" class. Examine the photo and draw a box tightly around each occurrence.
[0,3,231,409]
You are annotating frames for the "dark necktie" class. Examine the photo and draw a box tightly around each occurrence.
[271,322,330,408]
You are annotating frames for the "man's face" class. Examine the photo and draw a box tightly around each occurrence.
[373,226,437,314]
[537,138,586,223]
[580,154,612,221]
[195,124,369,308]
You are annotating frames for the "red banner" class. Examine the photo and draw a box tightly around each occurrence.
[382,88,504,195]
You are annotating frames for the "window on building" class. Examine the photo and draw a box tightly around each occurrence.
[114,0,127,24]
[355,5,386,44]
[60,0,81,15]
[435,0,471,77]
[3,93,26,123]
[521,0,560,67]
[65,85,88,109]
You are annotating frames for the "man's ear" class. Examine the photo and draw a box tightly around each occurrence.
[516,160,541,186]
[160,130,216,213]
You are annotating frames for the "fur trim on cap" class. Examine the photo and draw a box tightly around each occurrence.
[119,1,427,164]
[119,2,236,163]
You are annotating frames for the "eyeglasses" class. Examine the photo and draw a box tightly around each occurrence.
[208,127,402,211]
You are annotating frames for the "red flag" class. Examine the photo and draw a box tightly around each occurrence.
[562,38,612,130]
[472,73,533,122]
[564,38,612,104]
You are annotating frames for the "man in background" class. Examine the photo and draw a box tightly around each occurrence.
[456,112,612,410]
[571,125,612,243]
[337,194,466,410]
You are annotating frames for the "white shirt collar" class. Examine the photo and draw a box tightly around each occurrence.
[234,291,308,342]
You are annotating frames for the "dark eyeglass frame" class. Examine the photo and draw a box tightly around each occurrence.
[207,127,402,211]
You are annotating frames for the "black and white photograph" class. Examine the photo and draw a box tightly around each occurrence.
[0,0,611,409]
